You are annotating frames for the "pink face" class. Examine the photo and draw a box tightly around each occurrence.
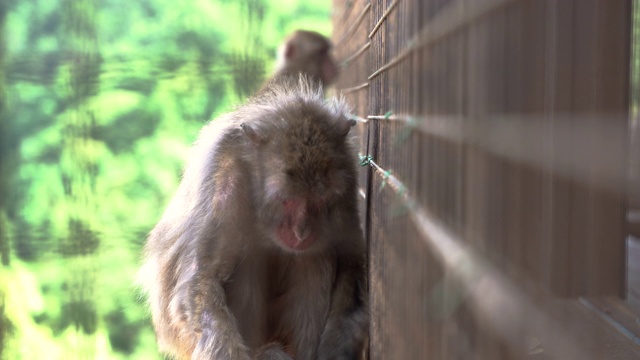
[274,197,324,251]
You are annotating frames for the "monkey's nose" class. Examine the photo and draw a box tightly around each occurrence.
[293,224,310,242]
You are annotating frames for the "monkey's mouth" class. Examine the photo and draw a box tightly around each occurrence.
[275,224,315,251]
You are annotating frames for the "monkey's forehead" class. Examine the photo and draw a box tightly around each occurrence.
[282,138,336,157]
[257,111,343,135]
[282,122,345,145]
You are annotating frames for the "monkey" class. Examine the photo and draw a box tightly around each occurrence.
[262,30,339,92]
[138,74,367,360]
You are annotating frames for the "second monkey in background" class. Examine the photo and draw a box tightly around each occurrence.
[260,30,339,94]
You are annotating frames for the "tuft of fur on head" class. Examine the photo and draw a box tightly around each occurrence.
[247,74,350,122]
[235,75,355,162]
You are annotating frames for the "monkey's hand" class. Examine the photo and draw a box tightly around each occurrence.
[253,343,294,360]
[317,313,367,360]
[317,255,368,360]
[191,310,252,360]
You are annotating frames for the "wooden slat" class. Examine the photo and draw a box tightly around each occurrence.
[333,0,633,358]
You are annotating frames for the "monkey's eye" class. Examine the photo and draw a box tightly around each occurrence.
[319,166,331,178]
[319,160,333,175]
[313,199,332,216]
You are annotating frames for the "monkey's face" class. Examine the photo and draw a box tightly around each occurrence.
[242,112,355,253]
[264,134,352,252]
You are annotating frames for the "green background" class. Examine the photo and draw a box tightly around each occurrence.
[0,0,331,358]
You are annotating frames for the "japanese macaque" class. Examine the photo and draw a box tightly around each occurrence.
[139,72,367,358]
[266,30,339,90]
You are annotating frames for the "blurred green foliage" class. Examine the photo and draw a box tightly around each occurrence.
[0,0,331,358]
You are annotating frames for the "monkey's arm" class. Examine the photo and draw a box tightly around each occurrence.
[318,253,368,360]
[188,161,256,359]
[189,275,252,360]
[146,220,253,360]
[174,133,254,360]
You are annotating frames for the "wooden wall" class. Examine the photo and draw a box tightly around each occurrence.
[333,0,640,358]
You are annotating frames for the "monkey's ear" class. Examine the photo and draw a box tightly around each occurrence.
[240,123,263,145]
[284,43,296,60]
[338,119,356,137]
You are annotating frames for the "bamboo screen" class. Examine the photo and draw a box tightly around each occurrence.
[332,0,640,359]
